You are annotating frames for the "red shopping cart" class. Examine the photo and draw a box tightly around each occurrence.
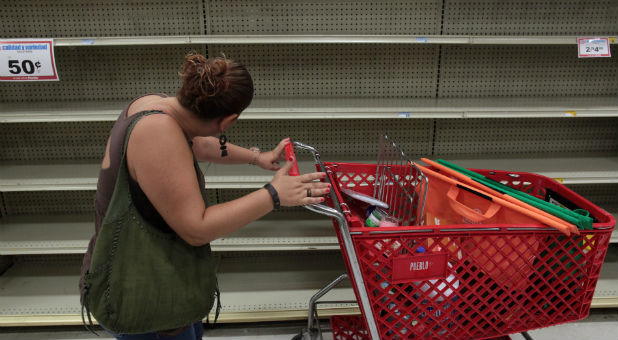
[292,136,615,340]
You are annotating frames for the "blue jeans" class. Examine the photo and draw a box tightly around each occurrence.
[104,321,203,340]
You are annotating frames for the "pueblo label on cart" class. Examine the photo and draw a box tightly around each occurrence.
[391,252,448,283]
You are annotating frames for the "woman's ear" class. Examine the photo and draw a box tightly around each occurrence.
[219,114,239,132]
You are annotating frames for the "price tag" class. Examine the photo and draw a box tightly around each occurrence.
[578,37,611,58]
[0,39,58,81]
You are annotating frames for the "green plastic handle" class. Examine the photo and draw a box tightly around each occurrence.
[436,159,593,230]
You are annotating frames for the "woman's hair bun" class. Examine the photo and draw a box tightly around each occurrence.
[177,53,253,120]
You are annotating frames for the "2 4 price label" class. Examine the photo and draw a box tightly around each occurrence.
[578,37,611,58]
[0,39,59,81]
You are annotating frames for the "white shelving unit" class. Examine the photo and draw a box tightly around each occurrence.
[2,212,618,257]
[1,0,617,329]
[1,249,615,326]
[0,157,617,192]
[0,252,358,326]
[49,35,618,46]
[0,213,337,255]
[2,97,617,123]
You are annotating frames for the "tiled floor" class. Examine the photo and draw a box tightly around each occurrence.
[0,310,616,340]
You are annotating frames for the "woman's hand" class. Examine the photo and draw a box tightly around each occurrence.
[269,156,331,206]
[255,138,290,171]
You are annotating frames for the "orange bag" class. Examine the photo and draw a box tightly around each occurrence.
[421,158,577,235]
[421,167,541,289]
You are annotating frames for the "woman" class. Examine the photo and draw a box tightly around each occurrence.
[80,53,329,339]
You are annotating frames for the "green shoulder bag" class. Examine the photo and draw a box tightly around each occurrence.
[81,111,218,334]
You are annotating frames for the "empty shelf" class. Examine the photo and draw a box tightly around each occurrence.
[2,97,616,123]
[1,157,615,192]
[50,35,618,47]
[0,252,355,326]
[0,214,337,255]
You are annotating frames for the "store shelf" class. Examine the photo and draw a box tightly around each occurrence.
[203,158,618,188]
[592,247,618,308]
[244,97,618,119]
[0,216,91,255]
[214,214,337,251]
[446,158,618,185]
[0,252,356,327]
[0,101,125,123]
[0,162,285,191]
[0,213,337,255]
[470,36,617,45]
[1,211,613,256]
[0,161,307,191]
[1,157,616,192]
[53,35,467,46]
[50,35,618,47]
[1,250,615,327]
[1,97,617,123]
[0,163,99,192]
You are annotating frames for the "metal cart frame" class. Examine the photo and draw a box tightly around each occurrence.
[290,140,613,340]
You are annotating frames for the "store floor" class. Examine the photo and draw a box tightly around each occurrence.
[0,310,616,340]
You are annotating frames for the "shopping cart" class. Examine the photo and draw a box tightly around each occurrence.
[291,135,615,340]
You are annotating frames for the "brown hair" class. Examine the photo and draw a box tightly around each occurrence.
[177,53,254,120]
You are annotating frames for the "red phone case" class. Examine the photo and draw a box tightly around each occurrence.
[284,143,300,176]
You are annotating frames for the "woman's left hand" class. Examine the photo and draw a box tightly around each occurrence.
[256,138,290,171]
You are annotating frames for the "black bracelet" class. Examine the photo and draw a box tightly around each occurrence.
[263,183,280,211]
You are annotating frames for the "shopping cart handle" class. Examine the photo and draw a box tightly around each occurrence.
[304,202,345,223]
[291,140,319,154]
[290,140,348,220]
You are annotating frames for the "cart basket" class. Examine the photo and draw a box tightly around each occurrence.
[322,161,614,340]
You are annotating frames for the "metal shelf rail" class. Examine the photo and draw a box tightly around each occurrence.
[2,97,617,123]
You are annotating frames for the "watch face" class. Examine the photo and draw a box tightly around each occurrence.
[250,147,260,152]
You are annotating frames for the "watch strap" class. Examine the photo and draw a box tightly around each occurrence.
[263,183,280,210]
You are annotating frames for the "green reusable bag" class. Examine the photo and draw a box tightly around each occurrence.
[81,111,218,334]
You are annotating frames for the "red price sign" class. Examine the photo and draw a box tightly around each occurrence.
[0,39,59,81]
[578,37,611,58]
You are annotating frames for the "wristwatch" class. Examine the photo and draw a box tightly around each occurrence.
[263,183,280,210]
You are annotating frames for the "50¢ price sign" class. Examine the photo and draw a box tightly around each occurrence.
[0,39,59,81]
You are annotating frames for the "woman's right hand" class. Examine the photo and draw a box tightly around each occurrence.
[269,156,331,206]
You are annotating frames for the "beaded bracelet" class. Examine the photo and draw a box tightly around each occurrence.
[249,147,260,165]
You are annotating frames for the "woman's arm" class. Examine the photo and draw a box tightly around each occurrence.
[192,136,289,170]
[127,116,328,246]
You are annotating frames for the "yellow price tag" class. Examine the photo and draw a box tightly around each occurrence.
[554,178,564,183]
[565,111,576,117]
[610,37,615,44]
